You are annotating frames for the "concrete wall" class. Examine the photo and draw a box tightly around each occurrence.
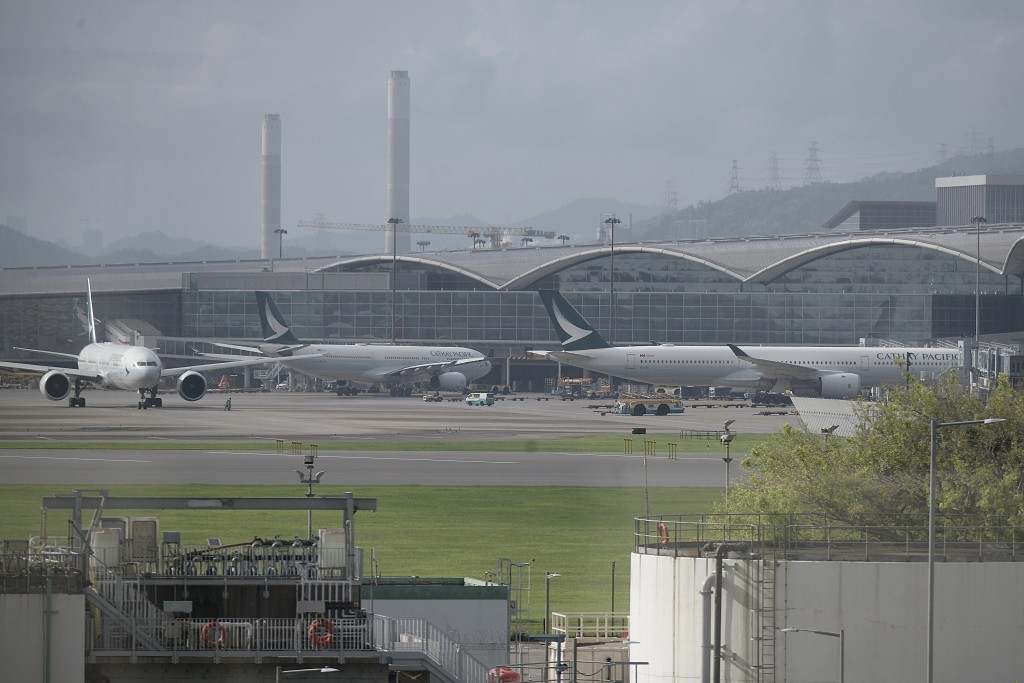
[630,552,1024,683]
[0,593,85,683]
[365,594,509,668]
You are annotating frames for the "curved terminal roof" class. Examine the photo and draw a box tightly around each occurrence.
[316,224,1024,290]
[2,224,1020,297]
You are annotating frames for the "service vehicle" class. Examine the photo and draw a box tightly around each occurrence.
[612,398,686,416]
[465,392,495,406]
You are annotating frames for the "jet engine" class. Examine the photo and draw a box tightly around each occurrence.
[817,373,861,399]
[39,370,71,401]
[429,371,468,393]
[177,371,207,402]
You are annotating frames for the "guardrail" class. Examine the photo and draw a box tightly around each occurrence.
[636,513,1024,562]
[86,613,489,683]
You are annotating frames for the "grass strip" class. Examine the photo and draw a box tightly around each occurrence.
[0,433,764,453]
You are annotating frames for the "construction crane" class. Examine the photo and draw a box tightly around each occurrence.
[296,218,556,250]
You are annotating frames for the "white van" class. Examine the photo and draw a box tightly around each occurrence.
[465,392,495,406]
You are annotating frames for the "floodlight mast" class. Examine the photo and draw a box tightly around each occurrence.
[294,451,325,539]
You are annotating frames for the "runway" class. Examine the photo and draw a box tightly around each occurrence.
[0,389,801,487]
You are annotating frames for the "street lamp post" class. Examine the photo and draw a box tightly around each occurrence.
[719,433,734,507]
[387,217,403,344]
[971,215,987,346]
[545,572,560,634]
[295,452,325,539]
[779,628,844,683]
[604,216,621,345]
[927,417,1005,683]
[971,215,987,394]
[274,228,287,259]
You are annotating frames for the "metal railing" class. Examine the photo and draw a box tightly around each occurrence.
[636,513,1024,561]
[550,612,630,638]
[85,612,488,683]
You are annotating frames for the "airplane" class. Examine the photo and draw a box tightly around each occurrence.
[0,279,273,409]
[531,290,963,399]
[206,291,492,395]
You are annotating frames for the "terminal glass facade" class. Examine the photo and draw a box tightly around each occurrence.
[4,242,1023,359]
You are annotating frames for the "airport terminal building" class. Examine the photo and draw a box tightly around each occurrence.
[3,220,1024,392]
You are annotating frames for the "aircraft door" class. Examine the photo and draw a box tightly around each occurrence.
[627,353,636,370]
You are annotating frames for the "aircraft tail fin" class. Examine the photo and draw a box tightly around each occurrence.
[255,291,303,345]
[86,278,97,345]
[537,290,611,351]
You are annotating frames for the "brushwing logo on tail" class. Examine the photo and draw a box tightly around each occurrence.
[551,299,595,346]
[264,300,293,343]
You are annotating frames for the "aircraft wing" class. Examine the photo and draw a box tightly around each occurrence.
[13,346,81,361]
[211,341,310,356]
[528,349,600,362]
[211,342,262,353]
[728,344,840,381]
[379,356,485,379]
[0,360,103,382]
[159,356,277,378]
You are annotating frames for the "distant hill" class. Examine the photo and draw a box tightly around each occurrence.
[636,148,1024,241]
[0,224,86,268]
[5,150,1023,268]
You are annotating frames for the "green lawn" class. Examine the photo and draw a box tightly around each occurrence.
[0,432,764,452]
[0,483,723,630]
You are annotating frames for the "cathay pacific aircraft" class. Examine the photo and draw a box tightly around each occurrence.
[0,280,271,409]
[208,292,492,395]
[531,290,962,399]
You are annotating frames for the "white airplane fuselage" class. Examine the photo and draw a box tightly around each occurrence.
[77,342,162,391]
[552,345,961,391]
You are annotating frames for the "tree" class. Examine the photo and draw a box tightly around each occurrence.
[727,375,1024,529]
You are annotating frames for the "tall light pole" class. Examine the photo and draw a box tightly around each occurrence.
[720,432,735,507]
[274,228,287,259]
[545,571,560,634]
[388,217,402,344]
[927,417,1004,683]
[294,452,325,539]
[971,215,987,395]
[779,627,844,683]
[971,215,986,346]
[604,216,621,345]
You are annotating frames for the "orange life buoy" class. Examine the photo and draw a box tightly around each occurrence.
[657,521,669,546]
[201,620,226,648]
[309,618,334,647]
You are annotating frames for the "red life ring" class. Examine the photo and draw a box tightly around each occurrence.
[488,667,523,683]
[657,521,670,546]
[309,618,334,647]
[201,620,226,648]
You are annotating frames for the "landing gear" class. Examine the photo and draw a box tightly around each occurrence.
[137,387,163,410]
[68,379,86,408]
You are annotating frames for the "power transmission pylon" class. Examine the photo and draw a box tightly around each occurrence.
[729,160,742,194]
[804,141,822,184]
[765,152,782,191]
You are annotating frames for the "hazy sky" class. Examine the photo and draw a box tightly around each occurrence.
[2,1,1022,249]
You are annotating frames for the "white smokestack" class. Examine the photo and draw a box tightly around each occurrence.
[386,71,410,254]
[261,114,282,259]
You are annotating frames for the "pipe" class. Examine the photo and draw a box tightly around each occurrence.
[712,543,746,683]
[699,573,715,683]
